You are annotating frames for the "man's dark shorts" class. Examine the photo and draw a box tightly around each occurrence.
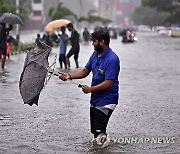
[67,47,79,60]
[90,106,113,138]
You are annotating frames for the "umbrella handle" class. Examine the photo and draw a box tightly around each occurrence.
[78,84,82,88]
[49,71,82,88]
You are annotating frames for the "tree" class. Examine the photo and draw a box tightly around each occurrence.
[0,0,14,15]
[19,0,32,20]
[78,10,112,26]
[49,3,77,21]
[142,0,176,12]
[0,0,32,21]
[131,6,167,27]
[141,0,180,24]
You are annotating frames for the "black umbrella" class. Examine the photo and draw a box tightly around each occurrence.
[0,13,23,25]
[19,41,52,106]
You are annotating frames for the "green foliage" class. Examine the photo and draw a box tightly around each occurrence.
[166,9,180,24]
[100,17,112,25]
[87,9,97,16]
[78,9,112,25]
[49,3,77,21]
[11,42,35,53]
[88,15,112,25]
[78,16,89,22]
[88,15,100,24]
[142,0,175,12]
[131,6,167,27]
[0,0,31,21]
[49,5,112,26]
[78,15,111,25]
[141,0,180,24]
[0,0,14,15]
[19,42,35,52]
[19,0,32,20]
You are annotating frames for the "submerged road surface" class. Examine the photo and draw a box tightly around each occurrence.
[0,32,180,154]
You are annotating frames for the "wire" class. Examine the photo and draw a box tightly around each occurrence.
[49,71,82,88]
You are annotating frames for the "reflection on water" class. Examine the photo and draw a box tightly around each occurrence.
[0,114,12,126]
[0,69,10,83]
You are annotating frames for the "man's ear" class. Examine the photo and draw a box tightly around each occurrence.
[100,40,105,45]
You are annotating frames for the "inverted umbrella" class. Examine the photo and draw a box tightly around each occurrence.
[45,19,71,33]
[19,41,55,106]
[0,13,23,25]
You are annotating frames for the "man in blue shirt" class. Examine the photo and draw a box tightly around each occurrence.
[59,29,120,148]
[58,26,68,69]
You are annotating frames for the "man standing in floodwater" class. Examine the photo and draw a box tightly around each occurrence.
[83,27,90,44]
[59,29,120,148]
[66,23,80,68]
[58,26,68,69]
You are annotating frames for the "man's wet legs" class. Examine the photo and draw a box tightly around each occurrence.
[75,60,79,68]
[66,57,70,68]
[59,56,63,68]
[74,52,79,68]
[1,54,6,69]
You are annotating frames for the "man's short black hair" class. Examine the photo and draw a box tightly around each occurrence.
[67,23,73,28]
[91,29,110,46]
[61,26,66,31]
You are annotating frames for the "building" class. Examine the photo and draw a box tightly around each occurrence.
[96,0,140,26]
[114,0,141,26]
[23,0,96,30]
[23,0,59,30]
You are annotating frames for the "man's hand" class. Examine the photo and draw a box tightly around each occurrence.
[82,85,91,94]
[59,72,71,81]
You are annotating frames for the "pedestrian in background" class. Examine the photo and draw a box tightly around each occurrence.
[6,32,13,59]
[59,29,120,148]
[0,23,12,69]
[66,23,80,68]
[82,27,90,45]
[35,33,42,43]
[58,26,68,69]
[42,32,52,47]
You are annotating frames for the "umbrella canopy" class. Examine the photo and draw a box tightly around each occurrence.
[45,19,71,33]
[0,13,23,25]
[19,41,52,106]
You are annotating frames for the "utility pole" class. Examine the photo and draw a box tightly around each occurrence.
[79,0,83,17]
[16,0,20,43]
[98,0,100,17]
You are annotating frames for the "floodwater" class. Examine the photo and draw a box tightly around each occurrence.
[0,32,180,154]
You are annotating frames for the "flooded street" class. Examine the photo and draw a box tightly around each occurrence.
[0,32,180,154]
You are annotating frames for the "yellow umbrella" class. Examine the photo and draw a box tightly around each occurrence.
[45,19,71,33]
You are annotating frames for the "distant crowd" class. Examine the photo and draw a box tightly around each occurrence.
[35,24,90,69]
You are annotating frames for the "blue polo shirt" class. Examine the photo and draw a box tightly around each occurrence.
[59,33,68,54]
[85,47,120,107]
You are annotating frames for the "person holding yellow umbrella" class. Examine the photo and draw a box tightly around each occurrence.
[43,19,71,48]
[45,19,71,34]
